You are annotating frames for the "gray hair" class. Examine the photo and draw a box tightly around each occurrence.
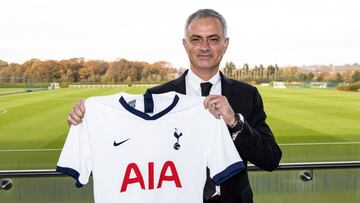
[184,9,227,37]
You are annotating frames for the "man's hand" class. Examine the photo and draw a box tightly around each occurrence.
[67,99,86,126]
[203,95,236,127]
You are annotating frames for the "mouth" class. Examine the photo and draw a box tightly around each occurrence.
[197,54,212,60]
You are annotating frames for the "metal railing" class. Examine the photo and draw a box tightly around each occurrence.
[1,161,360,202]
[1,161,359,178]
[248,160,360,170]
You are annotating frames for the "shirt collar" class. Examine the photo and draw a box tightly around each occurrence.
[187,68,221,88]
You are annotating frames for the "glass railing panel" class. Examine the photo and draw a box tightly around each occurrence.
[250,168,360,203]
[279,142,360,162]
[0,176,93,203]
[1,163,359,203]
[0,150,60,170]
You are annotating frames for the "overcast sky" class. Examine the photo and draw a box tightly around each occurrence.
[1,0,359,68]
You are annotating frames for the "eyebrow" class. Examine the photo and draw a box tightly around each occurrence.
[190,34,221,39]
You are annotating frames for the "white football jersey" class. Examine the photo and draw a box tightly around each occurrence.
[57,92,244,203]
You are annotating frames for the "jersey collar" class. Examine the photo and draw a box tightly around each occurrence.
[119,93,179,120]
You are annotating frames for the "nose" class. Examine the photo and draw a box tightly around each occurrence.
[200,39,210,52]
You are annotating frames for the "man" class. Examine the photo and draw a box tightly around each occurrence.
[68,9,282,203]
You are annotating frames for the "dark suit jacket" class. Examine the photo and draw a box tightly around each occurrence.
[147,70,282,203]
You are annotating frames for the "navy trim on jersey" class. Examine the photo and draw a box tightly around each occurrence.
[56,166,84,188]
[144,93,154,113]
[119,94,179,120]
[212,161,245,185]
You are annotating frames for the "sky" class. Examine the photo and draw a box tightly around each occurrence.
[1,0,359,68]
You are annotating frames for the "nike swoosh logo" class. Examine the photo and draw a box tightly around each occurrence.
[113,138,131,147]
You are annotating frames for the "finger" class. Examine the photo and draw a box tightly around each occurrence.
[211,99,221,110]
[203,96,212,109]
[67,115,72,126]
[204,96,219,109]
[208,104,221,119]
[214,103,223,112]
[70,110,83,124]
[74,107,84,119]
[210,109,221,119]
[74,100,86,118]
[205,101,214,110]
[204,96,227,113]
[210,103,216,112]
[67,115,81,126]
[79,99,86,113]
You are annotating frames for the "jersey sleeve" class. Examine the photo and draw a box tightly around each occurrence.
[207,118,245,185]
[56,113,92,187]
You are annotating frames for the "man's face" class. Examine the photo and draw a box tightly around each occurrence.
[183,17,229,73]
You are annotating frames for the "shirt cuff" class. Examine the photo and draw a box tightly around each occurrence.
[231,113,244,140]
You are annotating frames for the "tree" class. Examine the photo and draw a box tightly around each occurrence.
[252,66,258,79]
[150,61,176,81]
[298,73,308,82]
[0,59,8,69]
[335,73,344,83]
[22,60,61,82]
[57,58,84,82]
[316,74,325,82]
[103,59,129,82]
[242,63,249,80]
[225,61,236,77]
[343,70,353,82]
[307,72,315,81]
[131,61,145,81]
[259,64,265,79]
[352,70,360,83]
[283,66,299,81]
[83,60,109,82]
[79,67,92,81]
[44,60,62,82]
[0,66,11,82]
[274,64,280,80]
[266,65,275,79]
[0,58,177,83]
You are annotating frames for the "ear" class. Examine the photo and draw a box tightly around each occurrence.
[182,38,187,50]
[223,37,229,54]
[182,38,189,53]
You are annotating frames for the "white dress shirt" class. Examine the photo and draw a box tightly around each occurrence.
[185,68,222,97]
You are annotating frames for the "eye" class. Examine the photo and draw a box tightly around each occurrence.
[190,38,201,42]
[209,37,219,42]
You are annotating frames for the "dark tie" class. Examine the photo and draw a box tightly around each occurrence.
[200,82,212,96]
[200,82,217,200]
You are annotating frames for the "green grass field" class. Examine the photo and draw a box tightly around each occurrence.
[0,87,359,170]
[0,88,28,94]
[0,87,48,95]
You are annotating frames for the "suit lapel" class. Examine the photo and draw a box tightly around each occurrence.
[171,69,188,94]
[220,71,238,111]
[220,71,234,97]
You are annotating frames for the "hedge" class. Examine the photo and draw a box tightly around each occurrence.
[337,81,360,92]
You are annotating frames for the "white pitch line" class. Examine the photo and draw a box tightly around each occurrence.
[0,148,62,152]
[279,142,360,146]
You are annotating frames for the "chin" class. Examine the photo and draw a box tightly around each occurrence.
[196,62,215,69]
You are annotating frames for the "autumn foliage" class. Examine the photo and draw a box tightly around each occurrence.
[0,58,178,83]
